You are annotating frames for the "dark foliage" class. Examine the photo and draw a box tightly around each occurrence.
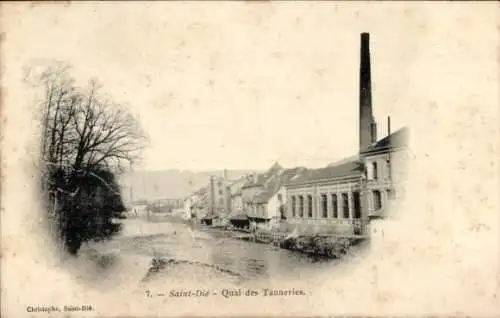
[50,167,127,255]
[146,203,172,214]
[279,235,365,259]
[28,62,146,256]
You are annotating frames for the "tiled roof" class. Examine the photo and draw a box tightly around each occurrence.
[241,176,253,189]
[265,167,304,191]
[229,175,248,186]
[227,175,251,197]
[242,162,283,189]
[253,192,274,204]
[249,167,305,203]
[228,213,248,220]
[361,127,409,154]
[280,167,306,182]
[286,160,364,185]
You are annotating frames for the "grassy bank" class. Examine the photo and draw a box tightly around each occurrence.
[279,235,366,259]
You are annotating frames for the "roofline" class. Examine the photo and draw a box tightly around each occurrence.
[241,184,261,190]
[229,174,250,185]
[360,145,408,156]
[285,174,363,188]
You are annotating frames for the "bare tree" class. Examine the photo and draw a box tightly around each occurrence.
[69,82,146,172]
[26,61,147,255]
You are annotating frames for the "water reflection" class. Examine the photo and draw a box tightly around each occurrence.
[210,242,270,280]
[119,220,345,282]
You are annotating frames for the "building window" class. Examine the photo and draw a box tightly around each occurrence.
[307,195,313,218]
[373,190,382,210]
[372,162,378,180]
[386,189,394,200]
[342,193,349,218]
[291,196,296,217]
[279,204,286,220]
[321,194,328,218]
[353,191,361,219]
[277,194,282,202]
[331,194,338,218]
[386,159,391,180]
[299,195,304,217]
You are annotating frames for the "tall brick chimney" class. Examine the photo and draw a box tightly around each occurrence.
[359,32,377,151]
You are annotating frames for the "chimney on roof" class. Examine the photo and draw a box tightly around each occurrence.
[387,116,393,181]
[387,116,391,137]
[359,32,378,151]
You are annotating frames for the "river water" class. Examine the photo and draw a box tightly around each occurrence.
[94,218,365,288]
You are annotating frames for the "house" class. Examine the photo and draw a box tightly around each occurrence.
[156,198,184,210]
[242,164,306,225]
[230,189,244,215]
[206,175,232,219]
[183,187,209,220]
[228,174,253,216]
[183,196,195,220]
[360,124,409,220]
[241,162,282,222]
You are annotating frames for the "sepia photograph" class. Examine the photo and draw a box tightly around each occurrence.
[1,2,498,317]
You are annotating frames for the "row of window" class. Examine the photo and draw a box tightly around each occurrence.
[289,189,395,219]
[289,192,362,219]
[371,189,396,210]
[367,160,391,180]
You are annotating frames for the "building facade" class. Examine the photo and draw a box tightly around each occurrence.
[243,165,305,223]
[206,175,232,218]
[361,126,409,219]
[241,162,282,221]
[285,161,366,235]
[154,198,184,210]
[227,175,252,216]
[183,187,209,220]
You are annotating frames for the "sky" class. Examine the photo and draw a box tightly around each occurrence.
[3,2,496,171]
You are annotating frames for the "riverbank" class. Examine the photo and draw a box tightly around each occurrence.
[65,217,370,290]
[191,221,368,260]
[120,216,368,261]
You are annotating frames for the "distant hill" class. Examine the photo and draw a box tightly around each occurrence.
[118,169,257,203]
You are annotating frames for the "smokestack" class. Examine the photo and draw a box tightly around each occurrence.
[223,169,228,180]
[360,33,372,109]
[387,116,392,181]
[387,116,391,137]
[370,122,377,144]
[359,32,377,151]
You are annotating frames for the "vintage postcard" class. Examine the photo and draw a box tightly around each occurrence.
[1,2,498,317]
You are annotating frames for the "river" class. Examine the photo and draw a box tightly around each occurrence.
[90,217,365,289]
